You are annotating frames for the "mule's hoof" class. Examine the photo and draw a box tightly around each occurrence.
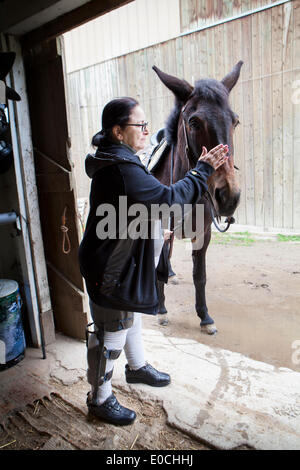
[158,314,169,326]
[201,324,218,335]
[169,275,179,285]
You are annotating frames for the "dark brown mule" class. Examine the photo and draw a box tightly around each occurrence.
[152,61,243,334]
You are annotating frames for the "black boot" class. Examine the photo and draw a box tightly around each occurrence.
[125,363,171,387]
[87,392,136,426]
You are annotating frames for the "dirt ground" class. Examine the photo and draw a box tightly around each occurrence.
[144,233,300,372]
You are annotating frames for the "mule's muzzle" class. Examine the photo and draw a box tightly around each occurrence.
[215,187,241,217]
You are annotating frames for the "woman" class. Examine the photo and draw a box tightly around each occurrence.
[78,97,229,426]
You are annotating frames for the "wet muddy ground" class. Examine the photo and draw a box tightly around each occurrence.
[144,233,300,372]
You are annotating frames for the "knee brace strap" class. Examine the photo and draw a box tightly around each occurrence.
[99,368,114,385]
[98,347,122,386]
[103,347,122,360]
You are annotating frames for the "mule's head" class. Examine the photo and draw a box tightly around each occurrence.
[153,62,243,217]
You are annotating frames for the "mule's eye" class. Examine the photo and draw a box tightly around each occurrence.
[188,116,204,130]
[232,114,240,128]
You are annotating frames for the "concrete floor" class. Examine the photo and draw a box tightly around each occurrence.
[1,328,300,450]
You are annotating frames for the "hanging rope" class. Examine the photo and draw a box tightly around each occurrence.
[61,206,71,254]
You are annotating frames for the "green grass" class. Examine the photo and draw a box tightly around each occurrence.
[210,231,300,246]
[277,234,300,242]
[211,231,255,246]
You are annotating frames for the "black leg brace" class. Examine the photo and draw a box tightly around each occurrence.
[86,322,122,402]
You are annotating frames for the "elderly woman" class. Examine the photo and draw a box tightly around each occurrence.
[78,97,228,426]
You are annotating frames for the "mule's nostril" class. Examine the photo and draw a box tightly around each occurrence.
[235,190,241,206]
[215,187,227,205]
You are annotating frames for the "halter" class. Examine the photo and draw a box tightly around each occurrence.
[171,104,236,233]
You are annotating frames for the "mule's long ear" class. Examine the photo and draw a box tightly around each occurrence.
[153,66,193,103]
[221,60,243,92]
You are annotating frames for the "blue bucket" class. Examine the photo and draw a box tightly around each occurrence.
[0,279,26,370]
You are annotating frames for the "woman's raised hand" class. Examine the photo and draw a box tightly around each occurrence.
[198,144,229,170]
[163,229,173,242]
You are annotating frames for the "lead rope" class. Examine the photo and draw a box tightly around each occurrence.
[168,145,175,259]
[204,191,233,233]
[182,114,192,172]
[61,206,71,254]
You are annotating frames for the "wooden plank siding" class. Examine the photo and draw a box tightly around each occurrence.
[65,0,299,232]
[179,0,281,32]
[293,0,300,228]
[282,1,294,229]
[242,15,255,226]
[252,10,264,227]
[272,6,284,228]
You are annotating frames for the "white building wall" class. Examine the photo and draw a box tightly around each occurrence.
[63,0,180,73]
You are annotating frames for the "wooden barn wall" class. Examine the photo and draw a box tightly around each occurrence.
[66,0,300,232]
[179,0,279,32]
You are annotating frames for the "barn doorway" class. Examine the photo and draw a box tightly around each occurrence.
[14,1,135,343]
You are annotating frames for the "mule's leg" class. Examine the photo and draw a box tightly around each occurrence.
[156,278,169,325]
[192,228,217,335]
[168,258,176,277]
[156,278,167,314]
[168,258,179,284]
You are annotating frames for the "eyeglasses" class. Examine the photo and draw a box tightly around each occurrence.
[125,122,149,132]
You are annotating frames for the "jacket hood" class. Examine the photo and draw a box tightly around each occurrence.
[85,143,143,178]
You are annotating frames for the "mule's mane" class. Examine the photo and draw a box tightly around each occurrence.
[165,78,229,145]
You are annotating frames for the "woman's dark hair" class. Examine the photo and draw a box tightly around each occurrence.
[92,97,139,147]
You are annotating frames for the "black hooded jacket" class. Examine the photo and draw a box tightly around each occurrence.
[78,140,214,314]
